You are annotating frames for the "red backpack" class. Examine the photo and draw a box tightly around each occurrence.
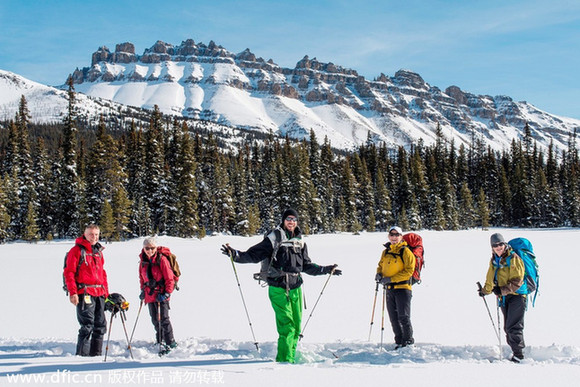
[402,233,425,285]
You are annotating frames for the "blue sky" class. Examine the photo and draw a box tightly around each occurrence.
[1,0,579,118]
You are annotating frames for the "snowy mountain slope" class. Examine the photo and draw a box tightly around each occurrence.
[1,229,580,386]
[0,70,149,125]
[65,39,580,152]
[2,38,580,154]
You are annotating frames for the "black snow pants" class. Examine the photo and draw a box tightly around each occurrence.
[148,300,175,345]
[75,295,107,356]
[501,294,526,357]
[386,288,414,345]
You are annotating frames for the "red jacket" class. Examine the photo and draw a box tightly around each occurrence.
[64,236,108,297]
[139,246,175,304]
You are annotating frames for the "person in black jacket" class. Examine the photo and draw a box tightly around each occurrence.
[221,208,342,363]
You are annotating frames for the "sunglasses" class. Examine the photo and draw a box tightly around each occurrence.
[144,246,157,251]
[491,243,504,248]
[389,232,401,237]
[285,217,298,222]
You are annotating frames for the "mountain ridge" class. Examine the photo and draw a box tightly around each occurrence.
[2,38,579,153]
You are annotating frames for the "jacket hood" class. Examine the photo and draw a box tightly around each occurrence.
[75,236,104,253]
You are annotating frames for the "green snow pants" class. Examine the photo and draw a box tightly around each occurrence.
[269,286,303,363]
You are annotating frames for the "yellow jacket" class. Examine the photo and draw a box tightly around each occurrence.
[483,246,525,296]
[377,241,416,290]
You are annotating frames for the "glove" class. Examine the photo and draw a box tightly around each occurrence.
[139,290,145,300]
[157,293,170,302]
[492,286,502,296]
[478,289,486,297]
[380,276,392,285]
[375,273,383,283]
[221,244,237,258]
[323,264,341,275]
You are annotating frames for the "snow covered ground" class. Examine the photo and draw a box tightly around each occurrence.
[2,229,580,386]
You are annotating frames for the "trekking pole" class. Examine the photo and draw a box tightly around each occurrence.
[476,282,500,341]
[103,312,115,362]
[497,302,503,360]
[157,302,163,355]
[129,300,143,345]
[380,285,386,351]
[119,310,134,360]
[476,282,502,360]
[226,246,260,352]
[299,267,336,341]
[368,282,380,341]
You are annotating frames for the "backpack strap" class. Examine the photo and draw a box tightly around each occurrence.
[382,244,412,288]
[383,243,409,263]
[254,229,282,286]
[63,244,87,295]
[265,229,282,271]
[73,245,106,291]
[143,254,168,294]
[76,245,86,277]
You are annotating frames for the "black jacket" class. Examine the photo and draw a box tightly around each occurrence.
[234,226,326,290]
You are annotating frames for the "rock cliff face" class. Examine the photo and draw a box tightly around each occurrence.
[67,39,580,152]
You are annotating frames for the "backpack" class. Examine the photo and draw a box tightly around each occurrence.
[403,232,425,285]
[145,248,181,291]
[253,229,282,286]
[62,245,86,296]
[508,237,539,306]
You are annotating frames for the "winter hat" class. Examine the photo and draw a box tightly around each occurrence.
[389,226,403,235]
[281,208,299,222]
[490,233,505,246]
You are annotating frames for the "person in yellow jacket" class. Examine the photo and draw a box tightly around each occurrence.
[478,232,526,362]
[375,226,416,348]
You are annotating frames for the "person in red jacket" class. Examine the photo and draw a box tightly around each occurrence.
[63,224,108,356]
[139,237,177,353]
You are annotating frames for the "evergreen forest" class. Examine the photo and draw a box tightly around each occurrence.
[1,84,580,243]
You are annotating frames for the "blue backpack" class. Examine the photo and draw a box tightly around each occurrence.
[508,238,539,306]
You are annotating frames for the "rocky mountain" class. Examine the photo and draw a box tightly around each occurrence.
[2,38,579,153]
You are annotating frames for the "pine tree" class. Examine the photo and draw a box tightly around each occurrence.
[432,197,446,231]
[319,136,337,232]
[476,188,490,230]
[510,140,533,226]
[125,121,147,236]
[409,147,428,229]
[56,76,81,238]
[174,122,199,237]
[308,130,325,232]
[374,168,393,231]
[99,200,114,242]
[22,201,39,242]
[458,182,476,228]
[32,138,56,239]
[0,176,12,242]
[353,154,375,231]
[14,96,38,240]
[144,106,169,234]
[562,129,580,226]
[338,157,360,233]
[246,203,261,235]
[111,185,131,240]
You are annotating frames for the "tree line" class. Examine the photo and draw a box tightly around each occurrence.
[1,83,579,242]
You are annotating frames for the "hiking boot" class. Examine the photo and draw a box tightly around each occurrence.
[158,342,177,356]
[395,340,414,349]
[510,353,524,363]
